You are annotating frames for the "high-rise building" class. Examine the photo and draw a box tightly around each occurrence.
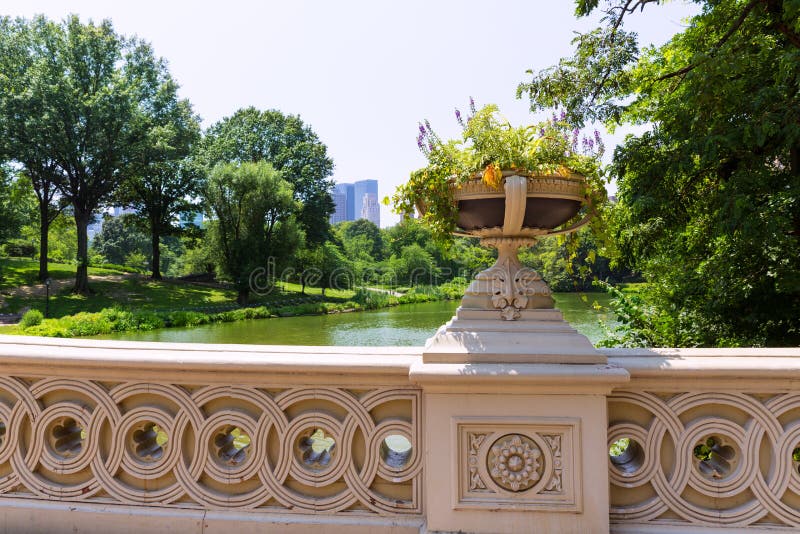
[353,180,378,224]
[329,180,379,226]
[330,184,351,224]
[343,183,355,221]
[360,193,380,227]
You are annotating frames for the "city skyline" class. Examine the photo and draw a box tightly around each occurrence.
[330,179,380,227]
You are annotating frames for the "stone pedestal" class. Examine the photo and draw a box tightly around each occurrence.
[411,306,630,534]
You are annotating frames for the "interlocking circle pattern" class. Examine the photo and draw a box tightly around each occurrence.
[608,390,800,529]
[0,377,422,515]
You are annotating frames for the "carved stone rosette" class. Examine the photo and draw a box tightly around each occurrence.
[487,434,543,491]
[456,419,580,511]
[453,173,591,320]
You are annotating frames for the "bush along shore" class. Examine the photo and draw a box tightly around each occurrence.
[5,282,466,338]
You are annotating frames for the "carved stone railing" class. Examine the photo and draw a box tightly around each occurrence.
[605,348,800,533]
[3,337,800,533]
[0,336,424,533]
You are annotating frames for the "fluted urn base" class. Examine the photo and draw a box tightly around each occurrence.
[461,237,554,320]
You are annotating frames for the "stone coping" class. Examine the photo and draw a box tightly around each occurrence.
[0,334,421,385]
[603,347,800,391]
[1,334,799,387]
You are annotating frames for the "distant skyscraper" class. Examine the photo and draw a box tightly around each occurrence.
[360,193,380,227]
[329,180,379,226]
[330,185,349,224]
[354,179,378,224]
[343,183,355,220]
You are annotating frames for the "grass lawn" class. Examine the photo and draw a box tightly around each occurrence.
[0,257,130,290]
[0,257,347,319]
[276,281,356,300]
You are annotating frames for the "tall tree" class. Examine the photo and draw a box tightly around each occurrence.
[0,17,67,280]
[203,161,298,304]
[121,74,202,279]
[201,107,335,245]
[0,16,169,293]
[519,0,800,346]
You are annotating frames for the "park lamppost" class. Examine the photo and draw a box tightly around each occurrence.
[44,277,51,318]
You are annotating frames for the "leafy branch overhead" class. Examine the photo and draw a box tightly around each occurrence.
[522,0,800,346]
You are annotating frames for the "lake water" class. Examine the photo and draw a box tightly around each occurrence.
[93,293,617,346]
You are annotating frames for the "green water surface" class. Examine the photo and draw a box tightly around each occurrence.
[92,293,616,346]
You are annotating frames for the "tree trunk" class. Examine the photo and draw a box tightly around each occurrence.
[73,212,91,294]
[301,277,306,294]
[150,230,162,280]
[236,288,249,306]
[38,203,50,282]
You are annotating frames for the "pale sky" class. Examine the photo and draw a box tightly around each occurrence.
[3,1,697,226]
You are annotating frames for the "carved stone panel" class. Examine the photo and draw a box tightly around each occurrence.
[455,418,581,511]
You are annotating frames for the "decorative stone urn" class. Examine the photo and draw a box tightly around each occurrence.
[415,169,625,534]
[453,171,592,320]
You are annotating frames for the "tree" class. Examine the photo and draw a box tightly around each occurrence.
[0,167,34,247]
[340,219,384,260]
[298,242,351,296]
[203,161,297,304]
[201,107,335,245]
[519,0,800,345]
[90,214,150,267]
[0,18,68,281]
[0,16,172,293]
[121,73,202,279]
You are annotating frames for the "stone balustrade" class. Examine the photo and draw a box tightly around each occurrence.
[606,348,800,533]
[0,336,424,533]
[0,336,799,533]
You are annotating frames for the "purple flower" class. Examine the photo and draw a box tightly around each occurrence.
[424,119,432,133]
[469,96,476,114]
[594,129,602,144]
[551,112,558,124]
[560,110,567,121]
[539,127,546,137]
[455,108,464,127]
[419,123,426,135]
[428,141,434,152]
[417,133,425,151]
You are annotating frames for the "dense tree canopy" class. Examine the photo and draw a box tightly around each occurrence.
[520,0,800,346]
[201,107,335,245]
[204,161,297,304]
[90,214,149,267]
[121,71,202,279]
[0,16,174,293]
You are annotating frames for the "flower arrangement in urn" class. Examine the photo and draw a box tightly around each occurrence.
[393,99,607,243]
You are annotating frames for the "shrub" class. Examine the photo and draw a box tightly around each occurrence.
[20,309,44,329]
[133,312,165,330]
[60,312,114,337]
[3,240,36,258]
[168,311,209,328]
[352,288,394,309]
